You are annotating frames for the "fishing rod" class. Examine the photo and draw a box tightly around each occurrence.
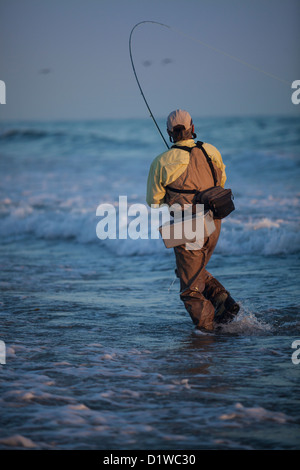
[129,20,289,149]
[129,21,170,149]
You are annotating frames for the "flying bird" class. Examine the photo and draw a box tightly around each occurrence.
[39,68,51,75]
[161,58,173,65]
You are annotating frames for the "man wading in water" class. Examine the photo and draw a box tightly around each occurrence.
[146,109,239,331]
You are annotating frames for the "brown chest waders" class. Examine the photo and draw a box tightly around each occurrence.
[165,142,239,330]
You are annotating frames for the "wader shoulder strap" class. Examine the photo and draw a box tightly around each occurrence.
[195,141,218,186]
[166,141,217,193]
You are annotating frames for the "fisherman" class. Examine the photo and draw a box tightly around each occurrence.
[146,109,239,331]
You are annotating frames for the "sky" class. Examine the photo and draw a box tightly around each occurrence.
[0,0,300,121]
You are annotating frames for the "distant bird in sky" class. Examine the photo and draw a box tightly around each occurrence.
[142,58,174,67]
[39,68,51,75]
[142,60,152,67]
[161,58,173,65]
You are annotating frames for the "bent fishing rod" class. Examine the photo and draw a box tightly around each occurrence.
[129,21,170,149]
[129,20,289,149]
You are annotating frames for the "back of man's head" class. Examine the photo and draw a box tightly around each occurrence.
[167,109,195,142]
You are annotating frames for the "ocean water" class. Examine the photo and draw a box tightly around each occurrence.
[0,116,299,450]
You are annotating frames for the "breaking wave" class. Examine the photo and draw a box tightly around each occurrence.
[0,200,299,256]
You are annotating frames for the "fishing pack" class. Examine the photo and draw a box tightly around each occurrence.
[167,141,235,220]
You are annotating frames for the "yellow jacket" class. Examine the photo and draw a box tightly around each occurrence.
[146,139,226,206]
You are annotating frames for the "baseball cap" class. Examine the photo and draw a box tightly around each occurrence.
[167,109,193,132]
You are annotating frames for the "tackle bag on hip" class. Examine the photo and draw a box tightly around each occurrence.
[193,186,235,219]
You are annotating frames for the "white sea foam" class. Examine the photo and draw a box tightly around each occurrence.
[0,435,37,448]
[0,122,299,257]
[219,403,291,424]
[216,307,273,335]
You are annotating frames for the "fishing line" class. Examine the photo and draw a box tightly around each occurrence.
[168,276,177,292]
[170,26,290,86]
[129,21,290,147]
